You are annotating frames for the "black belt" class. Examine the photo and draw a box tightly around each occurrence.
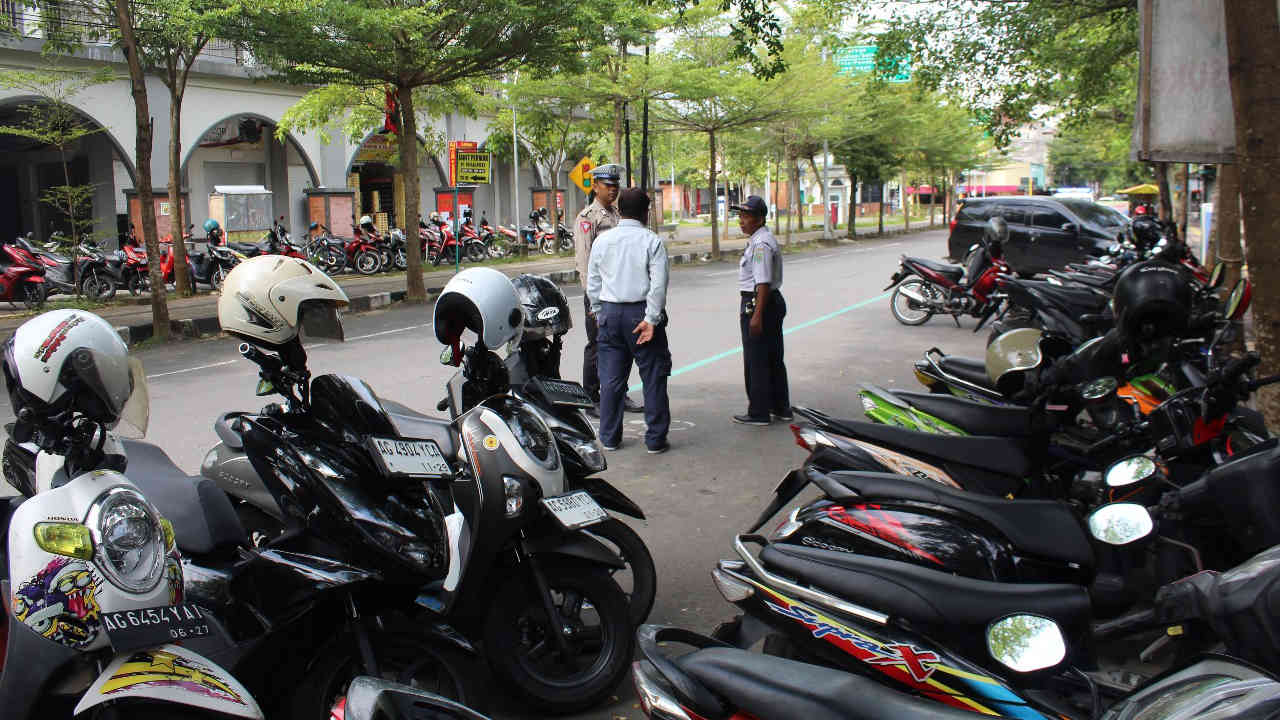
[740,289,782,297]
[601,300,646,307]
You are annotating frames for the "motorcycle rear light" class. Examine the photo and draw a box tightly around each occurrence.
[712,567,755,602]
[790,424,811,450]
[949,216,958,233]
[632,661,695,720]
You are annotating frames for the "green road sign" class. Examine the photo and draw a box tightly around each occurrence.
[834,45,911,83]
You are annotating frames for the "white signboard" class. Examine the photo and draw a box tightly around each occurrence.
[1133,0,1236,163]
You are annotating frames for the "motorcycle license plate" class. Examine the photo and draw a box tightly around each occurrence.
[541,491,608,529]
[367,436,452,479]
[102,603,212,653]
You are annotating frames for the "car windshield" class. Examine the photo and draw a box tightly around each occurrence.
[1058,199,1128,228]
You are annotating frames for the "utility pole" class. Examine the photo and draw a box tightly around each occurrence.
[511,72,521,254]
[671,132,676,226]
[624,103,632,187]
[821,48,833,240]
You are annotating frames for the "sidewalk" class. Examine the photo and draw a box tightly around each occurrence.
[0,223,931,344]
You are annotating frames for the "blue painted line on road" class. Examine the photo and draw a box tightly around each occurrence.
[627,291,891,392]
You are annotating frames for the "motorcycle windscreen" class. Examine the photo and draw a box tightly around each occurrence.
[73,643,263,719]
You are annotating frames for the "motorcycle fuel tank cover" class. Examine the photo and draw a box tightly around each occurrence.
[74,643,263,718]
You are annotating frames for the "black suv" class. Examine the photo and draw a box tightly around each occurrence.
[947,197,1128,276]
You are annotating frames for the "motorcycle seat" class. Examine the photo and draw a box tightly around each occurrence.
[379,399,458,458]
[889,390,1036,438]
[1049,269,1113,290]
[676,647,980,720]
[120,440,247,556]
[935,355,994,391]
[828,471,1093,568]
[229,241,264,256]
[905,256,964,283]
[1025,279,1109,310]
[759,543,1091,632]
[828,419,1032,479]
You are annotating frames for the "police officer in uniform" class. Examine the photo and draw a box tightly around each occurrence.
[730,196,790,425]
[574,163,642,415]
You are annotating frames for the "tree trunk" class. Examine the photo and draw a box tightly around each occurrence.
[57,146,79,297]
[877,183,885,235]
[1213,163,1244,287]
[168,81,191,296]
[708,129,719,260]
[1225,0,1280,426]
[791,161,801,234]
[772,153,780,235]
[114,0,168,339]
[1156,162,1174,227]
[398,85,426,302]
[785,157,793,245]
[929,175,936,226]
[902,173,911,231]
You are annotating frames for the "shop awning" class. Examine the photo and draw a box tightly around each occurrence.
[1117,183,1160,196]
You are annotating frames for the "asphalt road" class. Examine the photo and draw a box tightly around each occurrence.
[1,227,990,718]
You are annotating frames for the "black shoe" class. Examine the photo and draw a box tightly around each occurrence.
[646,441,669,454]
[624,395,645,413]
[772,410,794,421]
[602,440,622,451]
[732,414,771,426]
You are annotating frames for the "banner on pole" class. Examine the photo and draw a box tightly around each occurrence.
[448,141,479,186]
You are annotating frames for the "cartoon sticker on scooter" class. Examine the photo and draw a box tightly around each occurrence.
[12,557,103,649]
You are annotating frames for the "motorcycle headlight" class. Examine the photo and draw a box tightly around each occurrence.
[493,398,559,469]
[571,439,606,472]
[87,487,165,593]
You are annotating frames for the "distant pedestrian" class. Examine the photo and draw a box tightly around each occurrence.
[731,195,790,426]
[574,163,643,416]
[587,187,672,453]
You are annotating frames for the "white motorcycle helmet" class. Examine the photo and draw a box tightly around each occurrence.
[2,309,148,435]
[217,255,349,348]
[434,267,523,350]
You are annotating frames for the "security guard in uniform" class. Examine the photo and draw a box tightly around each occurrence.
[730,195,790,425]
[574,163,642,415]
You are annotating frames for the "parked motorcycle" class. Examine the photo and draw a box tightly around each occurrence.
[16,233,105,300]
[887,217,1009,327]
[200,262,633,713]
[0,310,263,720]
[304,223,348,274]
[0,236,47,308]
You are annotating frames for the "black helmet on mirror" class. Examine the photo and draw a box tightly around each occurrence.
[1113,260,1191,342]
[1130,216,1164,251]
[512,274,572,341]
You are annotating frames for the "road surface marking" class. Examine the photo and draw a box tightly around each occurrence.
[626,291,891,392]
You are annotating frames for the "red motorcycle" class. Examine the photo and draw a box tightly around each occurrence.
[0,237,47,309]
[343,224,384,275]
[455,215,490,262]
[421,217,464,266]
[886,222,1009,327]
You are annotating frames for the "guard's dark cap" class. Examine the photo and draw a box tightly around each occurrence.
[730,195,768,218]
[590,163,625,186]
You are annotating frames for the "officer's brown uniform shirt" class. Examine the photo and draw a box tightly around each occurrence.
[574,199,621,283]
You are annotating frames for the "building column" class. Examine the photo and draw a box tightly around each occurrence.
[89,137,116,241]
[267,133,289,225]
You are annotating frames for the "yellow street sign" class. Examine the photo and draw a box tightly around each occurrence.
[569,157,595,194]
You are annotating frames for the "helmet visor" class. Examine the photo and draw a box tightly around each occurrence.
[65,350,149,437]
[299,301,345,342]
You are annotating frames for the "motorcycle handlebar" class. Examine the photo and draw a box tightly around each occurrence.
[239,343,282,374]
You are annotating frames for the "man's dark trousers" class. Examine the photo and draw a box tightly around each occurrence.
[583,294,600,402]
[597,301,671,449]
[741,290,789,419]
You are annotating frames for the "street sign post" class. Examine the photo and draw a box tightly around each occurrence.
[834,45,911,83]
[568,156,595,194]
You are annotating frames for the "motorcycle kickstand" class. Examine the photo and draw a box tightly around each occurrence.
[346,592,380,677]
[519,537,574,661]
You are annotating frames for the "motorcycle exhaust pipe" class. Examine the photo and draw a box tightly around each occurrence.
[898,285,930,304]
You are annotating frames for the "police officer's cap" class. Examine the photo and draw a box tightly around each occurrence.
[730,195,768,218]
[590,163,625,187]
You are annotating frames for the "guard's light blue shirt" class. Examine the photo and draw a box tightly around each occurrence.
[738,225,782,291]
[587,219,669,325]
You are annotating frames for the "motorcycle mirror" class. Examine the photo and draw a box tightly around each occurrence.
[255,378,275,396]
[1104,455,1158,488]
[1079,376,1118,402]
[1210,263,1226,289]
[986,614,1067,673]
[1226,279,1252,321]
[1087,502,1154,545]
[439,346,454,366]
[1060,222,1078,236]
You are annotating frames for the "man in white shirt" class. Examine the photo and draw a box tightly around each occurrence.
[587,188,672,453]
[730,195,790,425]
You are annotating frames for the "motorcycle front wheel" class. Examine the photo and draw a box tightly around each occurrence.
[890,278,938,326]
[581,519,656,626]
[210,266,228,292]
[82,271,116,301]
[21,281,45,310]
[488,239,507,259]
[355,250,381,275]
[483,559,632,714]
[466,241,487,263]
[394,247,407,270]
[127,273,148,296]
[289,617,479,719]
[540,237,556,255]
